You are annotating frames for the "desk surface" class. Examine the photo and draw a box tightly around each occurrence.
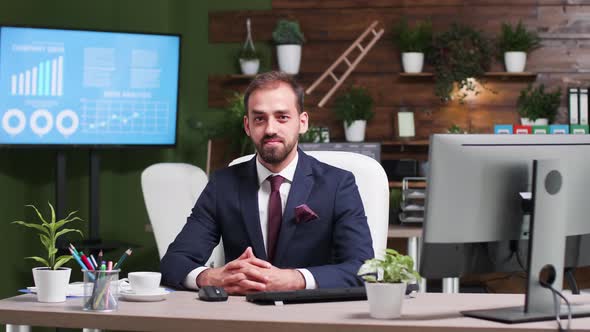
[2,292,590,331]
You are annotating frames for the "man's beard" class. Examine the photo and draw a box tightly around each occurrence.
[256,135,296,164]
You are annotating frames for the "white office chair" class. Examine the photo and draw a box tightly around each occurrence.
[229,151,390,259]
[141,163,224,267]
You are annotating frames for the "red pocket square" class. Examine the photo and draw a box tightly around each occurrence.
[294,204,318,224]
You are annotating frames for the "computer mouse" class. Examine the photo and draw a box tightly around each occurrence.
[198,286,228,302]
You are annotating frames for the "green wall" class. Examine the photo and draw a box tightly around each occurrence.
[0,0,271,313]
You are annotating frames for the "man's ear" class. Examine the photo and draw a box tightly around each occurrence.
[299,112,309,134]
[243,115,251,137]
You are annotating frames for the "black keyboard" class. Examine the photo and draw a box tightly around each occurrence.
[245,284,419,305]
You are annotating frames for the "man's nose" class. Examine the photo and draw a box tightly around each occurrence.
[264,118,278,135]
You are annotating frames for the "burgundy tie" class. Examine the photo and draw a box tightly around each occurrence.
[267,175,285,263]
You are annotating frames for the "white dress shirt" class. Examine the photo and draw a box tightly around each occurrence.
[184,152,317,290]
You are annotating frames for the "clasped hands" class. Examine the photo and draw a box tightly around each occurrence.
[196,247,305,294]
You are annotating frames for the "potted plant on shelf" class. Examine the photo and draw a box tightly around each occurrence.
[332,86,374,142]
[358,248,421,319]
[13,202,83,302]
[431,24,494,102]
[272,19,305,74]
[238,47,261,75]
[392,18,432,73]
[497,21,541,73]
[517,84,561,125]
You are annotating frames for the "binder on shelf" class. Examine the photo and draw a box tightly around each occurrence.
[494,124,513,134]
[532,125,549,134]
[569,87,579,125]
[549,124,569,134]
[571,124,589,134]
[514,125,532,134]
[580,88,589,125]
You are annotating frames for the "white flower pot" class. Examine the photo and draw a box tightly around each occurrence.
[344,120,367,142]
[239,59,260,75]
[365,282,406,319]
[401,52,424,73]
[504,51,527,73]
[32,267,71,302]
[520,118,548,126]
[276,44,302,74]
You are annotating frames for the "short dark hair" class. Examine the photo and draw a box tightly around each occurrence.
[243,71,305,114]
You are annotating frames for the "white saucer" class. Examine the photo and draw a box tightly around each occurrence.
[120,288,170,302]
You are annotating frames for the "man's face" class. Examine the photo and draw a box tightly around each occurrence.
[244,82,308,167]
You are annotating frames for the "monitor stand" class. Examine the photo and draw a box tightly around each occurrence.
[462,159,590,323]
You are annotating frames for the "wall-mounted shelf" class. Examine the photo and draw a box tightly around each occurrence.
[382,139,429,147]
[389,181,427,189]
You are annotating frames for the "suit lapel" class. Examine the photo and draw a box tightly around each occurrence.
[274,151,314,265]
[238,157,267,261]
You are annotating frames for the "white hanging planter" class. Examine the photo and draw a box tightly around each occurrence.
[276,44,302,74]
[344,120,367,142]
[32,267,71,302]
[365,282,407,319]
[520,117,548,126]
[504,51,527,73]
[239,59,260,75]
[401,52,424,73]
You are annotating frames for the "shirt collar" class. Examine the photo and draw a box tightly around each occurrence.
[256,151,298,186]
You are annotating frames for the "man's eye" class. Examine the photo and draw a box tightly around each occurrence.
[279,115,289,120]
[254,117,264,122]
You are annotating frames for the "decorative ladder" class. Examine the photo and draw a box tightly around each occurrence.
[305,21,384,107]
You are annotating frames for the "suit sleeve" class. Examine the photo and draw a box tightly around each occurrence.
[307,172,374,288]
[160,174,221,289]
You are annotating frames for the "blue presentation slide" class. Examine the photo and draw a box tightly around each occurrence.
[0,27,180,145]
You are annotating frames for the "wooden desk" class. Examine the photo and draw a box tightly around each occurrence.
[2,292,590,331]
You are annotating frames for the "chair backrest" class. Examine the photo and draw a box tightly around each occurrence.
[141,163,224,266]
[229,151,389,259]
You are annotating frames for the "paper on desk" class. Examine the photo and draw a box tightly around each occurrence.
[26,280,133,297]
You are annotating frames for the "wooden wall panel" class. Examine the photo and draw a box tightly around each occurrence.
[208,0,590,162]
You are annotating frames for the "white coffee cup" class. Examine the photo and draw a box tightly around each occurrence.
[128,272,161,294]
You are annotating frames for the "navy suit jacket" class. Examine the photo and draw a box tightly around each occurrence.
[161,150,374,289]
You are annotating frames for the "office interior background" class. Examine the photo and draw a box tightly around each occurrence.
[2,0,590,303]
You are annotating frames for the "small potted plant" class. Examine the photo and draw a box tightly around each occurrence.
[392,18,432,73]
[358,249,421,319]
[517,84,561,125]
[13,202,83,302]
[272,19,305,74]
[239,47,261,75]
[332,86,374,142]
[431,24,494,102]
[239,18,261,75]
[497,21,541,73]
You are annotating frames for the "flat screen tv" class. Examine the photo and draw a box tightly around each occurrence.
[0,26,180,147]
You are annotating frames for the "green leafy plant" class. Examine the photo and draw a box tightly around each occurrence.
[332,86,375,126]
[431,24,494,102]
[299,126,321,143]
[392,18,433,53]
[239,46,260,60]
[447,123,467,134]
[12,203,83,270]
[358,248,421,283]
[497,21,541,55]
[206,92,253,156]
[517,84,561,122]
[272,19,305,45]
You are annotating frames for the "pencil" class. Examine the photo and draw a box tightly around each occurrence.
[113,248,132,269]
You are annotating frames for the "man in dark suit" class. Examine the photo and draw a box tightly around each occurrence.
[161,71,373,294]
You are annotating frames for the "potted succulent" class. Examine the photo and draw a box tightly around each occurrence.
[239,18,261,75]
[358,249,421,319]
[392,18,432,73]
[332,86,374,142]
[431,24,494,102]
[517,84,561,125]
[497,21,541,73]
[272,19,305,74]
[13,202,83,302]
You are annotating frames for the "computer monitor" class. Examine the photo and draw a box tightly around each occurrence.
[420,134,590,323]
